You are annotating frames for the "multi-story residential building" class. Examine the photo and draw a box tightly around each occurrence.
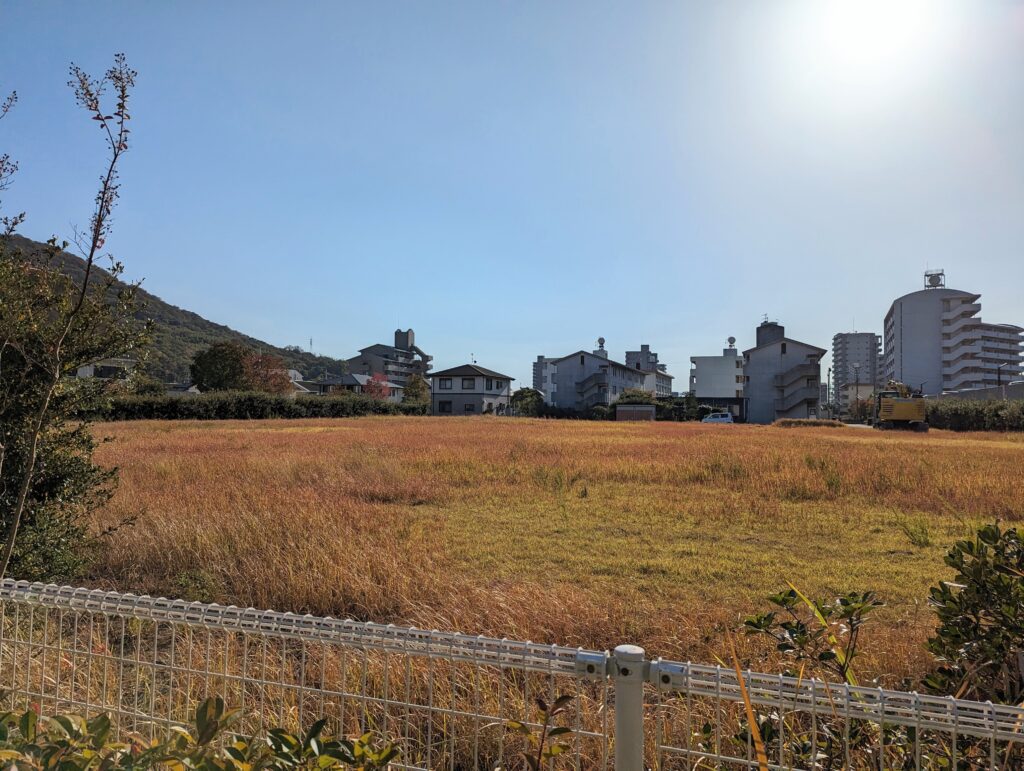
[346,328,432,387]
[532,356,559,402]
[882,271,1024,395]
[743,320,825,424]
[429,364,513,415]
[831,332,883,413]
[625,344,674,398]
[689,338,746,418]
[533,339,663,412]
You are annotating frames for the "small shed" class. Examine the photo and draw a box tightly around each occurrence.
[615,404,656,421]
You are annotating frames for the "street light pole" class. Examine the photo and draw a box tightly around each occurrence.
[827,366,832,419]
[853,362,861,422]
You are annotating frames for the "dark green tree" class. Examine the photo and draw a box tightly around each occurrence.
[0,55,148,579]
[402,373,430,406]
[190,341,250,391]
[612,388,657,405]
[510,387,543,417]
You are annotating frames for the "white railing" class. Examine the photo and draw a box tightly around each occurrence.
[1,580,1022,770]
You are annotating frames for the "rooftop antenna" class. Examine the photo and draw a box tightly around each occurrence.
[762,313,769,324]
[471,352,477,364]
[309,337,313,355]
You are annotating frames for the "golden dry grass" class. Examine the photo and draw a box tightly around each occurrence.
[89,417,1024,685]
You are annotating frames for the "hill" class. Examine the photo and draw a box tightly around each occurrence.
[2,235,346,382]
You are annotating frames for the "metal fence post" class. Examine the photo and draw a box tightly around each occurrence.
[612,644,646,771]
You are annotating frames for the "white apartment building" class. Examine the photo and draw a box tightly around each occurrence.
[689,340,744,399]
[532,339,664,411]
[831,332,883,412]
[688,338,746,419]
[625,344,674,397]
[883,272,1023,395]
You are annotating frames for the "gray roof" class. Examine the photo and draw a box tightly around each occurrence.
[429,364,514,380]
[299,373,404,390]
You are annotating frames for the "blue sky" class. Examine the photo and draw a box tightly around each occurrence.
[2,1,1022,385]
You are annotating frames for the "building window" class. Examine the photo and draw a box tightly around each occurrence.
[464,403,475,413]
[781,343,787,354]
[486,378,493,390]
[736,389,742,398]
[462,377,476,389]
[580,355,585,365]
[439,378,452,390]
[494,379,503,389]
[438,400,453,413]
[736,375,744,383]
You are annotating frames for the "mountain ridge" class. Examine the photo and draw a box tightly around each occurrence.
[2,234,346,382]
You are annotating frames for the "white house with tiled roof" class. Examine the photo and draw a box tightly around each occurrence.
[428,364,513,415]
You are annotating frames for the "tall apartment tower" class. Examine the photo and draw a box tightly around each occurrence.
[831,332,883,412]
[883,271,1024,394]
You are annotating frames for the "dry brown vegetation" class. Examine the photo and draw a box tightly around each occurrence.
[90,417,1024,685]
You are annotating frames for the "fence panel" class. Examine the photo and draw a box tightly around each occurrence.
[2,581,1024,769]
[648,659,1024,769]
[0,581,611,770]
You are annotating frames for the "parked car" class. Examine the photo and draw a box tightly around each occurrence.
[701,412,734,424]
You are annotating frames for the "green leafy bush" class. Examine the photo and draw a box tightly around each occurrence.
[96,392,429,421]
[925,524,1024,703]
[926,399,1024,431]
[743,586,882,685]
[0,697,398,770]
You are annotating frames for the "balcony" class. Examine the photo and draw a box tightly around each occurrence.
[576,371,609,393]
[942,343,983,364]
[773,363,819,389]
[774,385,820,413]
[941,301,980,323]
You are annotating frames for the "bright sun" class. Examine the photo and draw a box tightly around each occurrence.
[778,0,960,114]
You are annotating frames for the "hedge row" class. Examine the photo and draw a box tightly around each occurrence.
[96,392,429,421]
[926,399,1024,432]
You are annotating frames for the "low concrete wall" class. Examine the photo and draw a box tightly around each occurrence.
[932,383,1024,401]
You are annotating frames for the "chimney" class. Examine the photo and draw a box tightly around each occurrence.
[756,321,785,347]
[395,328,415,350]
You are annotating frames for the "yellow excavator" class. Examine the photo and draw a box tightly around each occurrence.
[871,380,929,432]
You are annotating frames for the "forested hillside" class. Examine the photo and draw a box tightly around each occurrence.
[2,235,346,382]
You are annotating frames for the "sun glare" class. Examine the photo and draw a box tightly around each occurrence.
[778,0,961,115]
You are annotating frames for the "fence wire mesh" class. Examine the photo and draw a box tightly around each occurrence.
[0,581,611,770]
[648,659,1024,769]
[1,580,1023,770]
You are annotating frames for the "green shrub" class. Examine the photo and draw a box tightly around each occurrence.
[925,524,1024,703]
[95,392,429,421]
[0,697,398,770]
[926,399,1024,432]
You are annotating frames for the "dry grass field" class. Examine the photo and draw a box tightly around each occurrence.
[90,417,1024,685]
